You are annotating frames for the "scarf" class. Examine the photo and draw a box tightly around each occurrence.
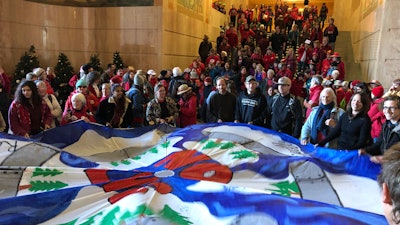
[310,102,335,144]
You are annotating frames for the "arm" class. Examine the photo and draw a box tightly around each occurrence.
[49,95,62,121]
[234,95,242,122]
[318,114,343,146]
[42,103,53,129]
[146,100,158,125]
[252,95,267,125]
[0,113,6,132]
[121,102,134,128]
[292,99,304,138]
[354,116,372,149]
[8,103,29,136]
[207,95,220,122]
[95,100,108,125]
[301,111,314,144]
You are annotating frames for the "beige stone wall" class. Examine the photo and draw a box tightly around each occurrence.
[336,0,400,89]
[161,0,230,70]
[0,0,163,76]
[0,0,232,76]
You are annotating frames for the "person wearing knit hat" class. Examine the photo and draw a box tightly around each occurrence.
[133,74,144,86]
[172,67,182,77]
[75,79,88,89]
[127,74,147,127]
[64,77,99,117]
[61,92,95,125]
[110,75,122,85]
[372,86,384,99]
[86,71,101,99]
[366,85,386,141]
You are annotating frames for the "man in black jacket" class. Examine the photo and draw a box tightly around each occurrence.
[234,76,267,126]
[360,95,400,163]
[268,76,303,138]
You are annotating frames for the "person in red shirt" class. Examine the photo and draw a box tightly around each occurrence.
[61,93,95,125]
[177,84,197,128]
[262,47,276,70]
[64,79,99,115]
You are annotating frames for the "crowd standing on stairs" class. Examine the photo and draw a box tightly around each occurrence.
[0,2,397,170]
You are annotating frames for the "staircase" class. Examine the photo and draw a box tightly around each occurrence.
[334,31,363,82]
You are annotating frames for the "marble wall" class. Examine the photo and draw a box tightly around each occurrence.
[342,0,399,88]
[0,0,229,76]
[0,0,164,76]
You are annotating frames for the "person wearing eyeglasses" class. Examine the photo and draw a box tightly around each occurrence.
[359,95,400,163]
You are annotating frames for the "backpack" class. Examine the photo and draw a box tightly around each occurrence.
[271,94,295,117]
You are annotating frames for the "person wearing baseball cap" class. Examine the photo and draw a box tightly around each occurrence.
[234,76,267,126]
[267,76,303,138]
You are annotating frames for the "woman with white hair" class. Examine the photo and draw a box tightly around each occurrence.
[33,67,54,95]
[36,80,62,128]
[61,93,95,125]
[301,87,345,148]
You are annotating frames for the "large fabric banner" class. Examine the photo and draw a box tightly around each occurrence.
[0,121,386,224]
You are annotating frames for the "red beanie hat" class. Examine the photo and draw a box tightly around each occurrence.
[110,75,122,84]
[371,85,384,98]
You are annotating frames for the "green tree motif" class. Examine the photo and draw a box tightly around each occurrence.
[266,180,300,196]
[131,204,154,217]
[132,146,159,160]
[32,168,63,177]
[202,140,222,150]
[99,206,120,225]
[219,142,235,149]
[29,180,68,192]
[160,205,193,225]
[230,150,257,159]
[160,140,170,148]
[202,140,236,150]
[59,218,78,225]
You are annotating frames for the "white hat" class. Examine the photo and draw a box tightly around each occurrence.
[172,67,182,77]
[277,77,291,85]
[147,69,156,75]
[305,39,311,45]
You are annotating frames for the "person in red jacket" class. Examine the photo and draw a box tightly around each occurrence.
[64,79,99,115]
[61,93,95,125]
[297,40,313,72]
[177,84,197,128]
[262,47,276,70]
[331,52,345,80]
[8,80,52,137]
[368,85,385,141]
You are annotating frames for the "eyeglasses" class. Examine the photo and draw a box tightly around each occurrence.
[383,106,399,111]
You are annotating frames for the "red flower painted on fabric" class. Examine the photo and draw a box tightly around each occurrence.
[85,150,233,203]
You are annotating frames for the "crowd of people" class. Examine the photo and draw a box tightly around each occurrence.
[0,3,398,223]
